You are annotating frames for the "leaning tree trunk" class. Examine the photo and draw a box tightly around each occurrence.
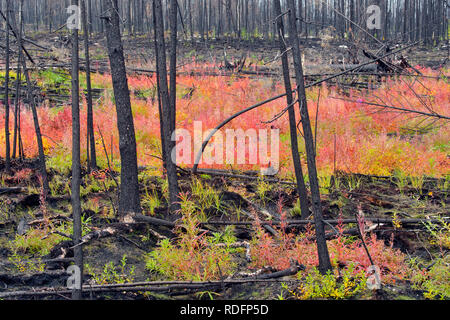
[286,0,332,275]
[102,0,141,217]
[153,0,180,213]
[273,0,309,220]
[70,0,83,301]
[5,0,49,194]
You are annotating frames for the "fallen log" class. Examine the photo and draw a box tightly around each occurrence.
[189,167,297,185]
[332,64,378,72]
[0,187,23,195]
[0,270,67,287]
[202,217,449,227]
[27,214,72,227]
[46,223,139,260]
[0,264,301,299]
[132,214,176,228]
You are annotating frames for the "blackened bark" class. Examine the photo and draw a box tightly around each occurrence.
[153,0,180,213]
[81,0,97,171]
[152,0,167,169]
[127,0,132,35]
[168,0,178,180]
[6,0,49,194]
[169,0,177,136]
[12,0,24,160]
[273,0,310,220]
[216,0,221,38]
[12,47,22,160]
[286,0,332,274]
[102,0,141,217]
[70,0,83,301]
[3,0,11,173]
[188,0,194,43]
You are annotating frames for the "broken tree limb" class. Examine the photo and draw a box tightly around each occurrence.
[46,223,138,259]
[330,97,450,120]
[132,214,176,228]
[0,29,48,50]
[0,9,34,64]
[241,209,278,237]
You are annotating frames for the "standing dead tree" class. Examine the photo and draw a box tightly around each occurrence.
[153,0,180,213]
[81,0,97,171]
[273,0,309,220]
[286,0,332,274]
[102,0,141,218]
[7,0,449,45]
[3,0,11,174]
[12,1,25,161]
[169,0,177,140]
[70,0,83,301]
[1,1,49,194]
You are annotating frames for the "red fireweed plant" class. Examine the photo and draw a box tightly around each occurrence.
[249,204,409,284]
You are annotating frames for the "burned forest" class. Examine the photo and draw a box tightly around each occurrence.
[0,0,449,305]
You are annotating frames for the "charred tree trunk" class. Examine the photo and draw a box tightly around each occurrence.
[153,0,180,213]
[286,0,332,275]
[102,0,141,217]
[12,44,22,160]
[216,0,222,39]
[169,0,177,136]
[273,0,309,220]
[152,0,167,170]
[70,0,83,301]
[5,0,49,194]
[81,0,97,171]
[12,0,24,161]
[127,0,132,35]
[188,0,194,43]
[3,0,11,173]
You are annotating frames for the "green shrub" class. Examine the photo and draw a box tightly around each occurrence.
[411,255,450,300]
[146,194,236,281]
[85,255,135,285]
[292,264,367,300]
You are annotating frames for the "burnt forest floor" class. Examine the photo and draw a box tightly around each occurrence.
[0,157,448,300]
[0,33,449,300]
